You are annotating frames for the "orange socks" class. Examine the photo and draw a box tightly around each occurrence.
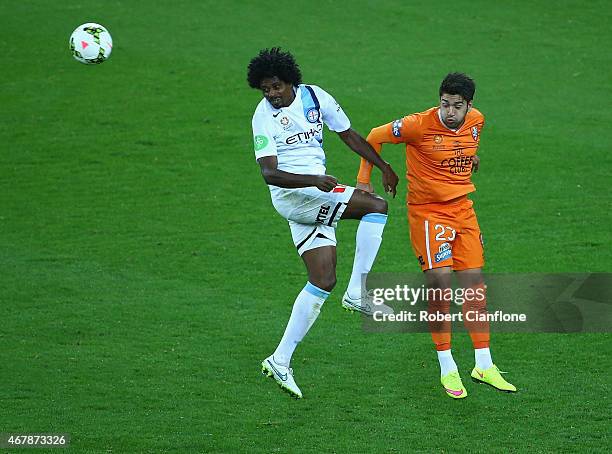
[428,297,452,351]
[463,282,490,349]
[428,283,491,350]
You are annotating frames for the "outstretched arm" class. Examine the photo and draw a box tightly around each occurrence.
[355,123,399,192]
[257,156,338,192]
[337,128,398,197]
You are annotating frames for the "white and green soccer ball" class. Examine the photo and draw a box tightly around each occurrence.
[69,23,113,64]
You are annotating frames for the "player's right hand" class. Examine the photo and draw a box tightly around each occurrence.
[356,182,374,193]
[315,175,338,192]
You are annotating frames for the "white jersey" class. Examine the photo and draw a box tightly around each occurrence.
[251,84,355,255]
[251,84,351,178]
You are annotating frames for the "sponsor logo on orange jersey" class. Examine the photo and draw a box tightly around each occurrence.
[392,119,402,137]
[471,126,479,141]
[441,155,474,175]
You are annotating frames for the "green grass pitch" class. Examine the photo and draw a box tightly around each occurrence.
[1,0,610,452]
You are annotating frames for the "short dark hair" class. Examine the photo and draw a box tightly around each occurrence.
[439,72,476,102]
[247,47,303,89]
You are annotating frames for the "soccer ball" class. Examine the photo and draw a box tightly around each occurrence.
[69,23,113,64]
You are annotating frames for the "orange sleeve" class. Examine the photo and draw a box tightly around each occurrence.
[357,115,423,183]
[357,124,393,183]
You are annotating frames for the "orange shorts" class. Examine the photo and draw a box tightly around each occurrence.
[408,196,484,271]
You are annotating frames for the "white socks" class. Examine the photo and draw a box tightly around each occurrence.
[475,347,493,370]
[273,212,387,366]
[347,213,387,299]
[437,348,493,376]
[273,282,329,366]
[437,349,458,376]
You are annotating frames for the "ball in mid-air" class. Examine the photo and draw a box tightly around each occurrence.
[69,23,113,64]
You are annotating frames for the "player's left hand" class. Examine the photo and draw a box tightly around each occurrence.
[381,163,399,198]
[472,155,480,173]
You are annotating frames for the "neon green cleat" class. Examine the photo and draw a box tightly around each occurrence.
[471,364,517,392]
[440,371,467,399]
[261,355,303,399]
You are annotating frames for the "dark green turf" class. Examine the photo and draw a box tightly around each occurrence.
[1,1,610,452]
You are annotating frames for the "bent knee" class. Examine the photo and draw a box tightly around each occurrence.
[310,274,336,292]
[374,197,388,214]
[366,194,388,215]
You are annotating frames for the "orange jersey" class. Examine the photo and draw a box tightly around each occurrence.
[358,107,484,204]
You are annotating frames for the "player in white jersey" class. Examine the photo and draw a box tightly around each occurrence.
[248,48,399,398]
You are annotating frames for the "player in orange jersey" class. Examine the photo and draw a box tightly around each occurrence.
[357,73,516,398]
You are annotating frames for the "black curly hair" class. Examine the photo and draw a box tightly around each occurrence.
[247,47,303,89]
[439,72,476,102]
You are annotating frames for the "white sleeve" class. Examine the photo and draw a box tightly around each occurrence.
[251,110,277,160]
[315,86,351,133]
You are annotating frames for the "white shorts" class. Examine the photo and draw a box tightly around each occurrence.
[270,185,355,255]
